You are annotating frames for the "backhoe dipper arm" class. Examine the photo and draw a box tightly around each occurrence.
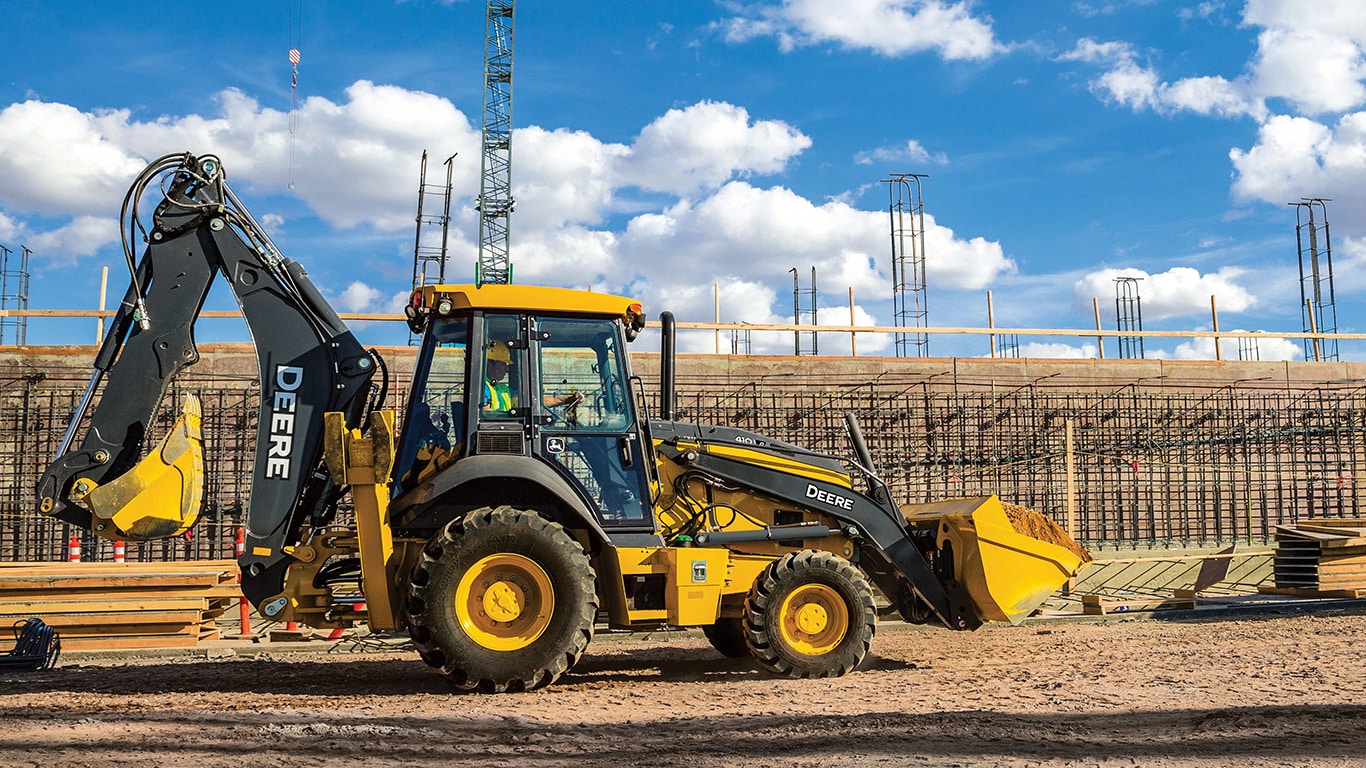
[36,153,376,606]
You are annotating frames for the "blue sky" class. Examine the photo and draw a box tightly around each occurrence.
[2,1,1365,360]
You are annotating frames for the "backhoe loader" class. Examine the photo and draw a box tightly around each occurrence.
[37,152,1088,692]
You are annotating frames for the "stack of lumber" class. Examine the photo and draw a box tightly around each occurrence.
[1260,519,1366,598]
[0,560,240,651]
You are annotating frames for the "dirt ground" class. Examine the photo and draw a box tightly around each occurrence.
[2,606,1365,768]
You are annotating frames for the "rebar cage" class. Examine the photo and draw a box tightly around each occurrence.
[4,360,1365,560]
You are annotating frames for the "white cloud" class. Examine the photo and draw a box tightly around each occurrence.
[0,83,480,235]
[1243,0,1366,116]
[0,87,818,267]
[334,281,385,313]
[1229,113,1366,212]
[620,101,811,195]
[614,181,1013,313]
[1063,4,1366,121]
[1007,341,1099,359]
[1072,266,1256,321]
[0,212,21,242]
[1153,332,1301,361]
[1057,37,1266,119]
[1178,2,1228,23]
[0,83,1018,339]
[0,101,149,216]
[25,216,120,266]
[720,0,1003,61]
[854,139,948,166]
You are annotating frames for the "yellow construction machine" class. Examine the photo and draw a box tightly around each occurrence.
[38,152,1088,692]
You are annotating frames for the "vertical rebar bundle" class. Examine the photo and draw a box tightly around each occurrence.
[884,174,929,357]
[1292,198,1338,362]
[1114,277,1144,360]
[0,245,30,347]
[791,267,818,356]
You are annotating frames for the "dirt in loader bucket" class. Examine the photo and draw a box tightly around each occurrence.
[1000,501,1093,564]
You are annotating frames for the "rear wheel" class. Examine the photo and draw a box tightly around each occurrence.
[743,551,876,678]
[405,506,597,692]
[702,617,749,658]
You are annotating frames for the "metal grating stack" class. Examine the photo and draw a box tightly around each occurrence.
[1262,519,1366,597]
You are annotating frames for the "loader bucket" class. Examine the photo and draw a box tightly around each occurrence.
[79,395,205,541]
[901,495,1088,624]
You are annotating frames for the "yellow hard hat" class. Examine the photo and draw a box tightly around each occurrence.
[487,341,512,364]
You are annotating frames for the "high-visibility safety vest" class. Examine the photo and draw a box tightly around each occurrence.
[483,379,514,412]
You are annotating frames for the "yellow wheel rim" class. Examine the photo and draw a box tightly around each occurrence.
[777,583,848,656]
[455,553,555,651]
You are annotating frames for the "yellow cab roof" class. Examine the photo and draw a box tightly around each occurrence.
[418,283,642,319]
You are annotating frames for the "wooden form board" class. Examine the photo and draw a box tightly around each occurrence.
[0,561,240,651]
[1262,519,1366,598]
[1080,593,1196,615]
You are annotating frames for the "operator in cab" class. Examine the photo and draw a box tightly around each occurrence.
[482,341,516,412]
[482,339,584,416]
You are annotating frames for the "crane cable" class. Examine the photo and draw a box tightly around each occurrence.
[287,0,303,189]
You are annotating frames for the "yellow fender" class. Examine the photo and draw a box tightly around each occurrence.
[78,395,205,541]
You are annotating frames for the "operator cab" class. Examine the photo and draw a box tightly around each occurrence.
[392,285,651,530]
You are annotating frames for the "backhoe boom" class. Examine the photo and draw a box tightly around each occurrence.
[37,153,378,606]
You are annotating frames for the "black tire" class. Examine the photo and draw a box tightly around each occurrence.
[404,506,597,693]
[743,550,876,679]
[702,617,749,659]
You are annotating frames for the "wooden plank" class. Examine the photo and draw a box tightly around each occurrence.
[1274,526,1342,542]
[19,633,201,651]
[1311,538,1366,550]
[0,598,213,615]
[0,585,241,602]
[0,560,236,569]
[0,560,238,572]
[0,623,200,652]
[1081,594,1196,615]
[2,610,204,630]
[1295,524,1366,538]
[1258,585,1366,598]
[1290,518,1366,529]
[0,564,235,578]
[0,561,240,650]
[0,574,230,592]
[1316,562,1366,576]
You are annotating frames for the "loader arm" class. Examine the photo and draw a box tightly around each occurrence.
[652,421,972,630]
[36,152,377,606]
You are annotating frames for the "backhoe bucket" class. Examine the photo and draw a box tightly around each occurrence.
[79,395,205,541]
[901,495,1088,624]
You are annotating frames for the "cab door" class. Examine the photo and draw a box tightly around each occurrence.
[532,316,651,529]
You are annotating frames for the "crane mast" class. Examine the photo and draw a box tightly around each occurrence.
[476,0,515,286]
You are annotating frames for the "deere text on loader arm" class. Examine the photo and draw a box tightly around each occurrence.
[38,152,1088,692]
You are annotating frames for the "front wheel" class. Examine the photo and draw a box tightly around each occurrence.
[743,551,876,679]
[405,506,597,692]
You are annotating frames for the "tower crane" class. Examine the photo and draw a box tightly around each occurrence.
[476,0,515,286]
